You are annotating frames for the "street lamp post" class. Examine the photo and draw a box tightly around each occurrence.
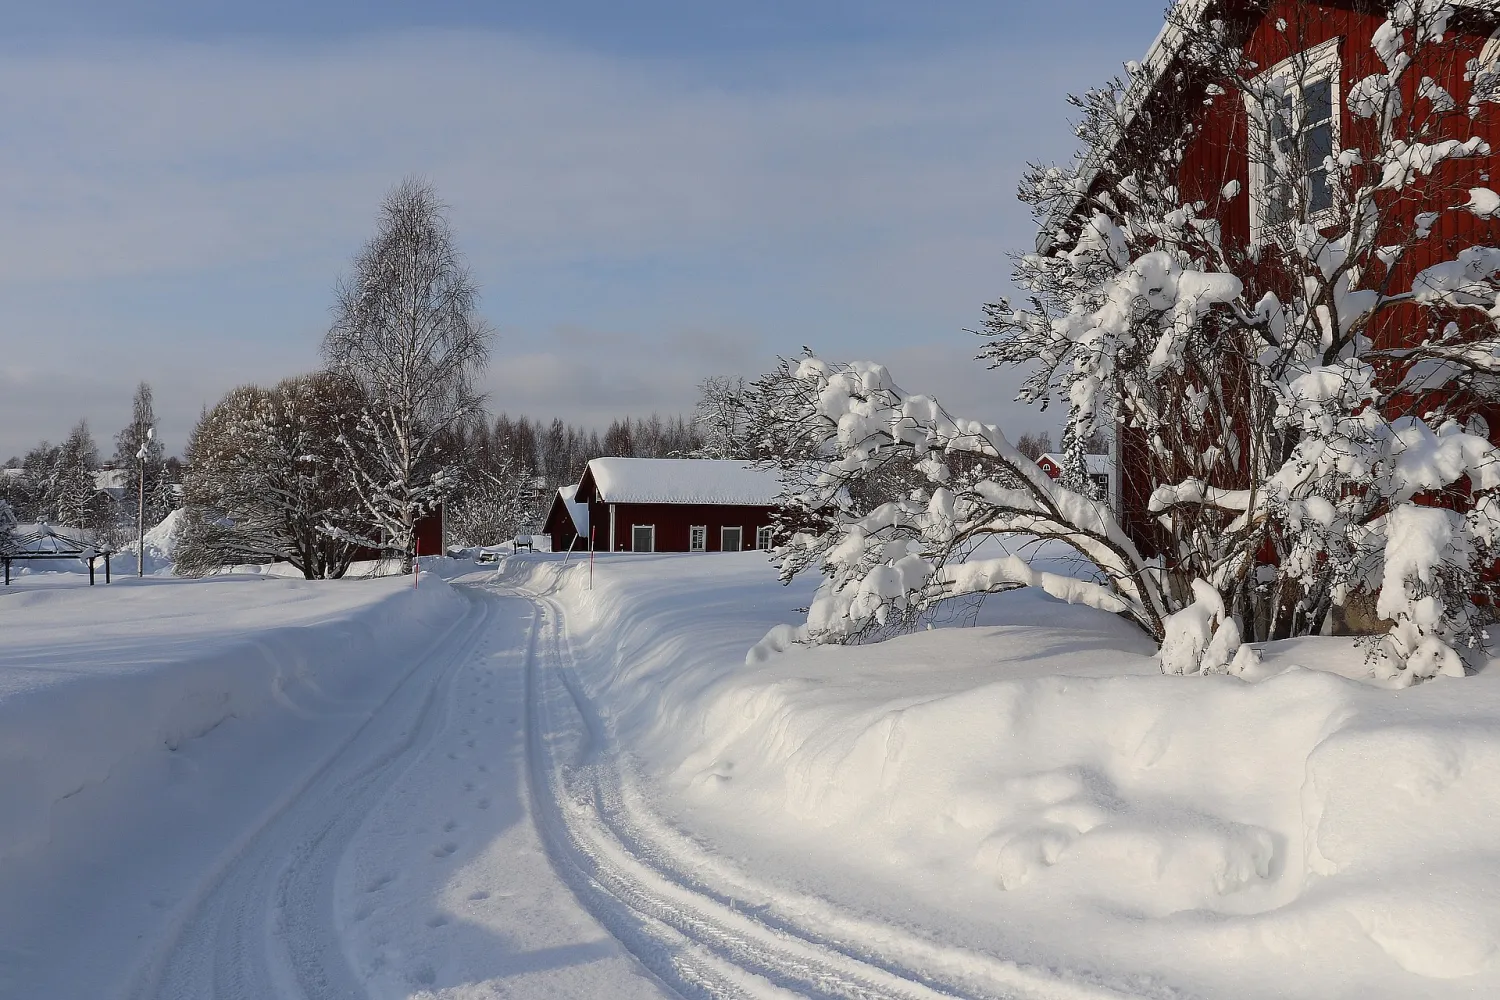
[136,426,153,578]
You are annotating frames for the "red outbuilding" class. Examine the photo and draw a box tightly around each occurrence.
[541,484,590,554]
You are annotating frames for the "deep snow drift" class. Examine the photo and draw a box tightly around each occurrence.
[504,550,1500,999]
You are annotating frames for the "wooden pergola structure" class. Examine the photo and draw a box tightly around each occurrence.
[2,524,113,585]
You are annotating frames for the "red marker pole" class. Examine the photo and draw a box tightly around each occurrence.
[413,538,419,591]
[589,526,596,590]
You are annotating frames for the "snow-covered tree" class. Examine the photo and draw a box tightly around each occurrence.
[49,421,103,534]
[693,375,751,459]
[1014,431,1053,461]
[976,1,1500,681]
[441,417,545,546]
[0,499,17,556]
[178,373,367,578]
[0,443,50,522]
[762,4,1500,685]
[323,177,492,573]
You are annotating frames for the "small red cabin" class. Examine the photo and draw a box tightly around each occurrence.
[572,458,781,553]
[541,485,590,554]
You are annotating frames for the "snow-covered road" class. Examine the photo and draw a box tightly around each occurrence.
[124,577,662,999]
[118,572,1040,1000]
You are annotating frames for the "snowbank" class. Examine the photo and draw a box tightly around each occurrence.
[502,551,1500,998]
[110,507,187,576]
[0,573,465,866]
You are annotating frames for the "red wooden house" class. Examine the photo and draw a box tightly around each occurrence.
[570,458,782,553]
[1051,0,1500,553]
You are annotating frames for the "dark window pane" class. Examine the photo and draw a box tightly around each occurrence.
[1305,78,1332,125]
[1310,168,1332,213]
[1305,121,1333,172]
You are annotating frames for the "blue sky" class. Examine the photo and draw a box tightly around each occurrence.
[0,1,1163,459]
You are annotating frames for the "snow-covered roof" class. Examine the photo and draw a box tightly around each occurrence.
[9,523,97,556]
[557,484,589,535]
[584,458,781,506]
[1039,453,1112,476]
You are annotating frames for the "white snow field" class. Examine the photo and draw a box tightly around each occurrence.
[3,549,1499,998]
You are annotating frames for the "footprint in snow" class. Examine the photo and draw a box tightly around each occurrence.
[426,914,449,928]
[366,873,395,893]
[467,890,490,901]
[432,842,458,859]
[443,819,458,832]
[476,798,490,810]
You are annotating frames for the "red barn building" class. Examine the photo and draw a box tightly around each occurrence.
[570,458,781,553]
[1050,0,1500,554]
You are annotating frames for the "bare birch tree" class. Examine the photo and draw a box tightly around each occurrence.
[323,177,493,572]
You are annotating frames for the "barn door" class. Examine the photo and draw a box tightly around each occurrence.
[632,525,655,552]
[721,526,742,552]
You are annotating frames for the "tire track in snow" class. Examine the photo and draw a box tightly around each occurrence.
[519,587,1080,1000]
[518,586,1139,1000]
[127,589,496,1000]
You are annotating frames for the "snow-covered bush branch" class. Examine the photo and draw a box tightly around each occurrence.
[746,356,1173,657]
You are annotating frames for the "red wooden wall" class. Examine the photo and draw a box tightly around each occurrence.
[584,500,777,552]
[1112,0,1500,556]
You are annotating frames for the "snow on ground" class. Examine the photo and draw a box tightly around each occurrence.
[6,535,1498,998]
[503,550,1500,999]
[0,569,467,997]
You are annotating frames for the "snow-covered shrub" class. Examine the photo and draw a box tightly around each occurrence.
[746,356,1175,653]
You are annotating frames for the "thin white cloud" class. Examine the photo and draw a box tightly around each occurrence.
[0,28,1116,456]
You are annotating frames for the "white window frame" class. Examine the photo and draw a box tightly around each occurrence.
[631,524,655,553]
[720,526,743,552]
[755,525,774,550]
[1246,37,1342,246]
[1473,30,1500,106]
[690,525,707,552]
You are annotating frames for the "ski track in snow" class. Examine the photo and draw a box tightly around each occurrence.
[126,574,1136,1000]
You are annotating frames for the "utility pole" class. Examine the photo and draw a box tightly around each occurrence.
[136,425,153,578]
